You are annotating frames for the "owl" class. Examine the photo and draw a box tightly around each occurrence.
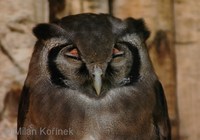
[18,13,171,140]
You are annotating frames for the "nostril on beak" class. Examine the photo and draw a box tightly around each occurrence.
[93,65,103,75]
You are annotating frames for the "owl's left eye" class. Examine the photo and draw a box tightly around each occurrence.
[112,48,124,58]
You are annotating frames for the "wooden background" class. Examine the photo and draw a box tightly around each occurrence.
[0,0,199,140]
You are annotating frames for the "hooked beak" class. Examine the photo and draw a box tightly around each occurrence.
[92,65,103,96]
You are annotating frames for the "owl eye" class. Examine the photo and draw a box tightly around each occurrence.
[64,47,81,60]
[112,48,124,58]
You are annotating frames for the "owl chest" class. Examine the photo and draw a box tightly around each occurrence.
[62,95,153,138]
[29,88,155,139]
[65,100,154,139]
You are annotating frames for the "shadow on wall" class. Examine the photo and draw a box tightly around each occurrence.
[0,82,21,122]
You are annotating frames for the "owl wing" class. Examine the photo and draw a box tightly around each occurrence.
[17,85,30,133]
[153,80,171,140]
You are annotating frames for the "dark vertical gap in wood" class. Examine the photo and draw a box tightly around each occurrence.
[108,0,113,15]
[48,0,65,23]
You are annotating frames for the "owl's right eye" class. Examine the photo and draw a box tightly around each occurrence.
[63,46,81,60]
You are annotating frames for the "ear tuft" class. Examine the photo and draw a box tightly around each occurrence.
[125,18,150,41]
[33,23,66,40]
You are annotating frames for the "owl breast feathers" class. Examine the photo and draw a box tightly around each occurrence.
[18,13,171,140]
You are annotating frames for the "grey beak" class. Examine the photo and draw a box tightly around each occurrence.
[92,65,103,96]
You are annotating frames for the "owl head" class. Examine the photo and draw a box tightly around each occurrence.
[29,13,153,97]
